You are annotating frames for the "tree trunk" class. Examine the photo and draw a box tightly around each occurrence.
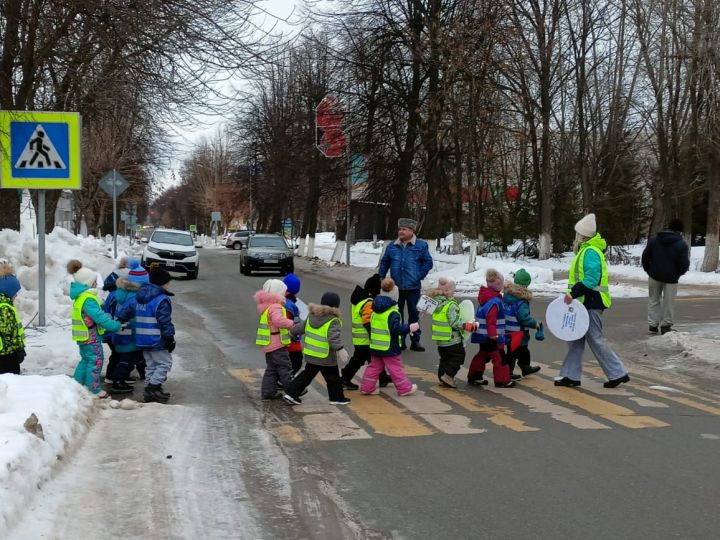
[0,190,21,230]
[701,151,720,272]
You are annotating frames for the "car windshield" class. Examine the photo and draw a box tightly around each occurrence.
[151,231,193,246]
[250,236,288,249]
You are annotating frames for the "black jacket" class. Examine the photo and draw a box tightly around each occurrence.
[641,231,690,284]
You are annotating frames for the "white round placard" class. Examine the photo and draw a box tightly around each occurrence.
[545,296,590,341]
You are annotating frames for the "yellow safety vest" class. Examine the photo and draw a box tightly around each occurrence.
[72,290,105,342]
[568,243,611,308]
[0,301,25,352]
[431,300,457,341]
[302,317,341,358]
[369,307,400,351]
[351,298,372,346]
[255,306,290,346]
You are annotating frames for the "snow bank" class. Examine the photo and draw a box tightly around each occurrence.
[0,374,94,536]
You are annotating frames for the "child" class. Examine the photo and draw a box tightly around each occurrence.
[503,268,543,380]
[108,260,148,395]
[282,292,351,406]
[117,266,175,403]
[467,269,514,388]
[67,260,121,396]
[0,262,26,375]
[341,274,391,389]
[254,279,296,400]
[283,273,304,375]
[428,277,466,388]
[101,256,130,383]
[360,278,419,396]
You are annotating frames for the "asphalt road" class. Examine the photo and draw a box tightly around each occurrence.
[177,249,720,540]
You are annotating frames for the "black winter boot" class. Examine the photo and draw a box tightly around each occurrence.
[144,385,169,403]
[111,381,133,395]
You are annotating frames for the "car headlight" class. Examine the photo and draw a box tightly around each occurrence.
[185,251,197,258]
[147,246,159,254]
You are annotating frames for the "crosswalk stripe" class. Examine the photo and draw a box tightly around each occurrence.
[269,424,304,443]
[533,362,636,397]
[227,368,258,385]
[404,367,540,432]
[419,414,487,434]
[302,413,373,441]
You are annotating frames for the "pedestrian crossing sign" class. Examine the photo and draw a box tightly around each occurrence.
[0,111,81,189]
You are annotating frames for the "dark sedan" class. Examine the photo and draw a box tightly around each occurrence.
[239,233,294,275]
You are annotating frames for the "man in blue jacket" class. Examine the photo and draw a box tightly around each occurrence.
[378,218,434,351]
[641,218,690,334]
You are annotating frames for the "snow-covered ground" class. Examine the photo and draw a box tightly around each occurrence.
[0,226,142,537]
[303,232,720,298]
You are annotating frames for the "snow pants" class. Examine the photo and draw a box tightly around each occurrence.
[261,348,293,398]
[506,345,532,375]
[467,340,510,384]
[143,350,173,387]
[285,362,345,401]
[361,354,413,395]
[112,350,144,383]
[341,344,391,385]
[74,342,104,394]
[437,342,466,379]
[289,350,304,375]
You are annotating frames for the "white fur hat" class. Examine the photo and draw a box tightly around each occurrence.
[574,213,596,238]
[74,267,98,287]
[262,279,287,297]
[437,276,456,295]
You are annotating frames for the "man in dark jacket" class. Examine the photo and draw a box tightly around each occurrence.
[641,218,690,334]
[378,218,434,351]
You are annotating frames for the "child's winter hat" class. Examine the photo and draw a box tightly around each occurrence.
[116,256,131,279]
[364,274,381,297]
[379,277,399,302]
[0,261,21,298]
[574,213,596,238]
[320,292,340,308]
[127,259,150,284]
[437,276,456,296]
[67,259,98,288]
[486,268,504,292]
[262,279,287,297]
[283,273,301,295]
[102,272,119,292]
[149,267,172,287]
[513,268,532,287]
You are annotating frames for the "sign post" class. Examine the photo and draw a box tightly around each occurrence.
[99,170,129,258]
[0,110,82,327]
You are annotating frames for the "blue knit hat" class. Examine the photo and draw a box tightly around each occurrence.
[127,259,149,284]
[283,273,301,295]
[0,262,21,299]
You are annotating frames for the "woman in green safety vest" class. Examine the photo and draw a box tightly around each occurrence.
[282,292,350,406]
[0,262,26,375]
[67,260,122,396]
[555,214,630,388]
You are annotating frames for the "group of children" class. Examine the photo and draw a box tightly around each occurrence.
[254,267,543,406]
[67,258,176,403]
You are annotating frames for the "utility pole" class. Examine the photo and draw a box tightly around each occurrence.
[250,141,258,230]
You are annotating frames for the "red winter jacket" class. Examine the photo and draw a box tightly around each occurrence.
[478,286,502,339]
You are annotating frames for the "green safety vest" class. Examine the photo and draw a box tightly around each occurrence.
[351,298,372,346]
[255,306,290,346]
[302,317,341,358]
[0,302,25,352]
[431,300,457,341]
[72,290,105,342]
[568,244,612,308]
[369,307,400,351]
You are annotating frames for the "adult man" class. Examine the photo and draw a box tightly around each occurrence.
[641,218,690,334]
[378,218,434,351]
[555,213,630,389]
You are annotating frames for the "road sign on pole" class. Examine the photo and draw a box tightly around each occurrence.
[189,224,198,232]
[99,170,129,259]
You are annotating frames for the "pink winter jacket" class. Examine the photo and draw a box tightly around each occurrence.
[254,290,295,353]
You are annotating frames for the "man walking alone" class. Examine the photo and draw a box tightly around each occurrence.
[641,219,690,335]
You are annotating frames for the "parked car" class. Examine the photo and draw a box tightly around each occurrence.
[142,228,200,279]
[239,233,294,275]
[225,230,255,250]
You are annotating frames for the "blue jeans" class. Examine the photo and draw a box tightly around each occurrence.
[398,289,421,344]
[559,310,627,381]
[143,350,173,386]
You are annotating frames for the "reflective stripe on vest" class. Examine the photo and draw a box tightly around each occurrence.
[135,295,167,348]
[503,301,521,332]
[351,298,372,346]
[255,306,290,347]
[473,297,505,339]
[431,300,457,341]
[370,307,400,351]
[72,291,104,342]
[0,302,24,352]
[568,243,612,308]
[302,317,340,358]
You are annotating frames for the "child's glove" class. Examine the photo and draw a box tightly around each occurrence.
[535,323,545,341]
[463,322,479,332]
[336,348,349,363]
[409,322,420,333]
[164,336,176,353]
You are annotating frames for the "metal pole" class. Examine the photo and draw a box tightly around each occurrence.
[112,169,118,258]
[251,142,257,230]
[38,190,46,327]
[346,151,351,265]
